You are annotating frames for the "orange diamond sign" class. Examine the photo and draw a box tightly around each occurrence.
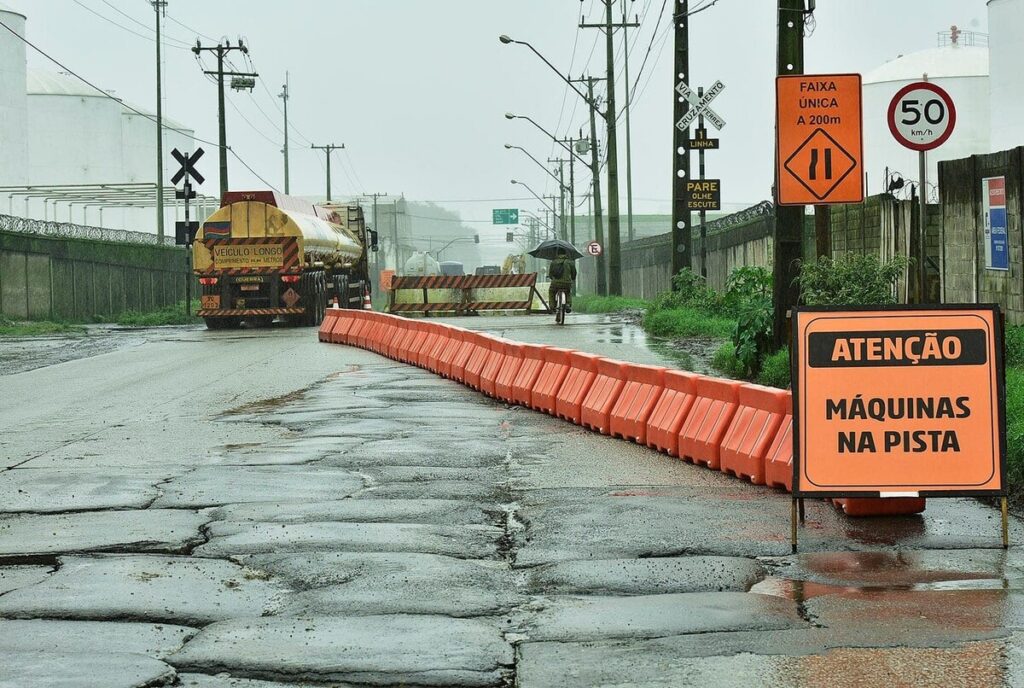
[777,74,864,206]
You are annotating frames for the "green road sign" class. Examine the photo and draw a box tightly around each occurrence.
[492,208,519,225]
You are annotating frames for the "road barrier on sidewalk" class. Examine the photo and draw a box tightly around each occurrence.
[388,273,542,315]
[610,364,666,445]
[318,309,927,518]
[532,347,574,415]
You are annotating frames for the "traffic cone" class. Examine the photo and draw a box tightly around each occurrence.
[362,291,372,311]
[332,296,340,309]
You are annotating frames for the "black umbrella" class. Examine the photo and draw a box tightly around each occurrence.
[528,239,583,261]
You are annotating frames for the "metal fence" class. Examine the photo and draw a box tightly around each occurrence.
[0,214,176,247]
[703,200,775,235]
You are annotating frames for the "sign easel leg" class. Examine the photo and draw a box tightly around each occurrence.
[1002,497,1010,550]
[798,498,806,523]
[791,497,799,554]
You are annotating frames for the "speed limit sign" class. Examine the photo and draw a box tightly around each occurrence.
[586,240,603,257]
[888,82,957,152]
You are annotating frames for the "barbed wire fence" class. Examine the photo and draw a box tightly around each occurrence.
[702,200,774,235]
[0,214,177,247]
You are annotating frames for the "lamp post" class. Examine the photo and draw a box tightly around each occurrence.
[511,180,558,227]
[504,144,564,189]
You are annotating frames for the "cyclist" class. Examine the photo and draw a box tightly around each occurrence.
[547,249,577,314]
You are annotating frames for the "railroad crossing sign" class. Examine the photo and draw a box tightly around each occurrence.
[685,179,721,211]
[171,148,205,187]
[776,74,864,206]
[492,208,519,225]
[888,82,957,152]
[676,80,726,131]
[686,128,720,150]
[586,240,603,257]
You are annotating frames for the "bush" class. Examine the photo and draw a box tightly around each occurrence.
[116,301,201,327]
[1006,326,1024,368]
[756,347,791,389]
[724,266,772,310]
[711,341,746,378]
[649,269,725,315]
[732,293,773,376]
[798,254,908,306]
[573,294,647,314]
[643,308,735,340]
[1006,368,1024,501]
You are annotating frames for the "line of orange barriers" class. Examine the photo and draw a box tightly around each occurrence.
[319,310,925,517]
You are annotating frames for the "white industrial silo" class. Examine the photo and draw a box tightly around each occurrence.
[26,68,125,185]
[120,104,195,183]
[862,39,989,196]
[989,0,1024,151]
[0,3,28,187]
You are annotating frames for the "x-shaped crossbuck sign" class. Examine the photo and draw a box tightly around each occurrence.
[171,148,205,186]
[676,80,726,132]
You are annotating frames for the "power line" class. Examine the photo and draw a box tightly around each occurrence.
[0,16,280,191]
[71,0,189,49]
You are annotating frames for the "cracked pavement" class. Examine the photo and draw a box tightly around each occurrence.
[3,316,1024,687]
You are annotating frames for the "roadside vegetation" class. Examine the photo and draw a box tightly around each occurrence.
[573,294,648,314]
[0,315,84,337]
[115,300,201,327]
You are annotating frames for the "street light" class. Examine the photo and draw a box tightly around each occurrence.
[498,35,594,108]
[505,113,588,167]
[511,180,557,219]
[505,144,565,190]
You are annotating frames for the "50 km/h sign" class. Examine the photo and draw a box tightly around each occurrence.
[776,74,864,206]
[888,82,957,152]
[793,306,1006,500]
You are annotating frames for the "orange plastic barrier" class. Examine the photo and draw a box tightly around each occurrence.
[609,364,666,444]
[719,384,790,485]
[370,315,394,355]
[510,346,549,407]
[449,332,478,383]
[678,377,741,470]
[531,347,574,415]
[478,338,509,398]
[423,324,451,373]
[764,396,794,492]
[383,316,408,359]
[833,498,927,516]
[554,352,601,424]
[392,320,419,362]
[464,333,495,390]
[645,370,701,456]
[351,312,376,350]
[436,327,467,378]
[494,342,526,402]
[580,358,629,435]
[329,311,356,344]
[318,310,338,341]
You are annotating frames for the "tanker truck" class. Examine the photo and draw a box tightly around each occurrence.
[193,191,377,329]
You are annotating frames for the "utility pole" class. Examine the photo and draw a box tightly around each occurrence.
[581,2,638,296]
[311,143,345,201]
[152,0,167,242]
[559,138,578,245]
[697,87,708,278]
[621,0,635,243]
[549,157,568,240]
[570,76,606,295]
[193,39,258,199]
[280,73,290,194]
[545,196,560,238]
[774,0,807,348]
[672,0,692,280]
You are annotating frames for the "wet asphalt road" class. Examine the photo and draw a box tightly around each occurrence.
[1,314,1024,687]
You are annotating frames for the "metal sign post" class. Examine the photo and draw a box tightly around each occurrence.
[887,80,957,303]
[675,80,725,279]
[172,148,205,317]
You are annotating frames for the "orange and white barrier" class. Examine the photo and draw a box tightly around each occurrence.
[318,309,926,517]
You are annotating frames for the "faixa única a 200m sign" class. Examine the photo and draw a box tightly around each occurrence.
[792,306,1007,498]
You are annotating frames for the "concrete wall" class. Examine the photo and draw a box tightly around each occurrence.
[1,228,190,322]
[940,147,1024,322]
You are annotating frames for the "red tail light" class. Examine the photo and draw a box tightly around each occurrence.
[199,277,218,286]
[281,275,301,284]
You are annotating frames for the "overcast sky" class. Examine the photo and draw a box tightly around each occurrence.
[5,0,990,246]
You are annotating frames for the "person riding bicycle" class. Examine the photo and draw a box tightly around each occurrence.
[547,249,577,313]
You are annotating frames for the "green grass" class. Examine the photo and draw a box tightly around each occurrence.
[0,316,84,337]
[643,307,735,340]
[711,341,746,378]
[1006,367,1024,503]
[115,301,201,327]
[756,347,792,389]
[573,294,648,314]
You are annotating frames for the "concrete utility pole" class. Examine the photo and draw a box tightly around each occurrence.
[311,143,345,201]
[774,0,807,348]
[697,87,708,278]
[570,76,607,295]
[672,0,692,280]
[559,138,578,245]
[193,40,258,199]
[152,0,167,242]
[621,0,635,243]
[581,2,638,296]
[280,73,290,194]
[548,157,568,240]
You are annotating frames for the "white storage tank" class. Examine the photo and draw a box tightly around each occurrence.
[26,68,125,185]
[121,104,195,183]
[862,41,989,197]
[989,0,1024,151]
[0,3,28,186]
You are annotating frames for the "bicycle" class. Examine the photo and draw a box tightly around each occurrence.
[553,288,568,326]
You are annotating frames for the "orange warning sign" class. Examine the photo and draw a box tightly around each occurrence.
[793,306,1006,497]
[777,74,864,206]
